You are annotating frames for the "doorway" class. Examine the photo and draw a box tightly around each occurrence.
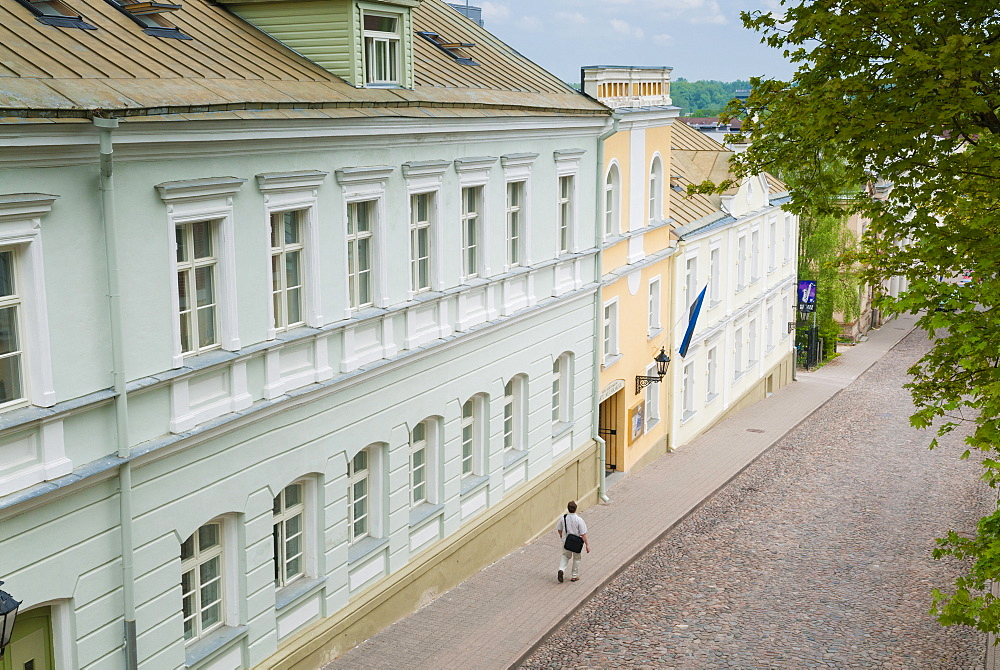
[599,391,622,472]
[1,606,54,670]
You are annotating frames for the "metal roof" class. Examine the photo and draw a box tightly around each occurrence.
[0,0,607,120]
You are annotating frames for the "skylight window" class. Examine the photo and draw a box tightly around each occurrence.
[417,31,478,66]
[15,0,96,29]
[106,0,191,39]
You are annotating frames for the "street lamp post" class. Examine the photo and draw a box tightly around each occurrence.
[0,582,21,660]
[635,347,671,394]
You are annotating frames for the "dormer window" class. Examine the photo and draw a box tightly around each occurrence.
[106,0,192,39]
[14,0,96,29]
[364,12,401,86]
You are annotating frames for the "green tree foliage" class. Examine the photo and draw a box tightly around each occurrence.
[671,79,750,117]
[796,212,861,360]
[724,0,1000,635]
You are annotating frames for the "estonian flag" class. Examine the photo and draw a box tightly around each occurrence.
[679,286,707,358]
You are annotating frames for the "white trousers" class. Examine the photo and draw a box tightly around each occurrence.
[559,547,581,579]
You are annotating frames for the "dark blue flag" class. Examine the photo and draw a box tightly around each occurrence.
[679,286,707,358]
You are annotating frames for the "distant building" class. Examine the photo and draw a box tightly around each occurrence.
[449,2,484,26]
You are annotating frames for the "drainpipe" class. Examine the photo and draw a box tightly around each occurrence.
[95,116,138,670]
[593,113,620,503]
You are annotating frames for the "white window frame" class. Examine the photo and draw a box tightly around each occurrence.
[362,9,402,87]
[503,375,526,453]
[682,361,695,418]
[706,345,718,401]
[784,213,793,265]
[602,297,620,366]
[554,149,584,256]
[455,156,497,281]
[649,154,664,223]
[409,192,433,293]
[409,419,440,507]
[461,185,484,281]
[256,171,327,340]
[750,228,761,282]
[684,255,698,309]
[273,480,309,590]
[768,217,777,272]
[734,325,744,378]
[709,244,721,306]
[551,353,573,429]
[180,517,237,645]
[766,304,775,351]
[335,167,393,318]
[644,362,660,429]
[157,178,245,368]
[736,233,747,290]
[604,162,621,238]
[0,194,56,409]
[648,276,662,337]
[402,160,447,296]
[349,443,384,543]
[748,318,758,367]
[501,153,537,269]
[461,395,487,478]
[505,181,526,269]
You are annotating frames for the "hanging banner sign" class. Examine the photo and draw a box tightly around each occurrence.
[599,379,625,403]
[798,280,817,313]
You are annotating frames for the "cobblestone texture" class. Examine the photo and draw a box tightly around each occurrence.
[522,329,990,670]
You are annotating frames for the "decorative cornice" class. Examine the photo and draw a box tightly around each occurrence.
[155,177,246,203]
[500,152,539,169]
[553,148,587,163]
[453,156,498,173]
[401,160,450,180]
[334,166,394,186]
[0,193,59,223]
[255,170,329,194]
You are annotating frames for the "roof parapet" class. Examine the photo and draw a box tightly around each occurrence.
[581,65,672,109]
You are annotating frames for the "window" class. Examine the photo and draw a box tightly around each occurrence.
[603,299,619,363]
[645,362,660,427]
[648,277,661,334]
[557,175,573,254]
[176,220,219,356]
[751,230,760,282]
[503,377,527,454]
[734,326,744,376]
[784,214,793,264]
[551,354,572,428]
[682,362,695,417]
[685,257,698,308]
[706,346,718,400]
[461,399,477,477]
[0,251,25,407]
[410,420,429,506]
[181,521,225,642]
[710,247,721,304]
[349,451,370,542]
[766,305,775,350]
[270,210,305,332]
[13,0,96,29]
[506,181,524,267]
[737,235,747,289]
[105,0,191,39]
[605,164,621,237]
[273,483,305,589]
[649,156,663,222]
[410,193,432,292]
[347,201,375,309]
[748,318,758,366]
[461,186,482,279]
[768,219,777,271]
[364,13,400,86]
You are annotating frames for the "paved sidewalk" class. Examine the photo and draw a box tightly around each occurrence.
[325,314,920,670]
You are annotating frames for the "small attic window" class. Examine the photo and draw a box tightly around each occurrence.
[15,0,97,29]
[417,31,478,66]
[363,11,402,86]
[106,0,192,39]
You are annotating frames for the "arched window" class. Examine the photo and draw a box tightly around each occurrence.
[649,156,663,222]
[605,164,621,236]
[461,395,488,478]
[409,419,440,507]
[503,375,527,453]
[551,353,574,428]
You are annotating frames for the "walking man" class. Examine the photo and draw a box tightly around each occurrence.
[556,500,589,582]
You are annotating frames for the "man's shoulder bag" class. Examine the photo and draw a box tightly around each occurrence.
[563,514,584,553]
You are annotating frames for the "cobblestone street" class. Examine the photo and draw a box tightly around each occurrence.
[522,329,991,670]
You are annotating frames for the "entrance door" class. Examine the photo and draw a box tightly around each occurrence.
[598,392,621,471]
[1,607,54,670]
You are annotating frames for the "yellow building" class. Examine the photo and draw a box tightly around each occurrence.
[582,66,680,475]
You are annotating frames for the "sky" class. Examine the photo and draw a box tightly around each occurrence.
[469,0,797,84]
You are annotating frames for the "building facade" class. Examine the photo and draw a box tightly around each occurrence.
[0,1,609,668]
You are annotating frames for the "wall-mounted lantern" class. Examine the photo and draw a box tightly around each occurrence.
[635,347,671,394]
[0,582,21,659]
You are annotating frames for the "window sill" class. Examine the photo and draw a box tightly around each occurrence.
[647,326,663,340]
[503,448,529,469]
[185,625,248,668]
[409,502,444,527]
[705,392,719,405]
[733,370,746,382]
[767,266,777,274]
[645,417,660,433]
[275,576,326,611]
[461,474,489,496]
[602,353,622,369]
[681,410,697,424]
[551,421,574,439]
[709,300,721,310]
[765,345,776,355]
[365,82,403,89]
[348,536,389,565]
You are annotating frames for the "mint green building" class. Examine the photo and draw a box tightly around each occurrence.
[0,0,610,667]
